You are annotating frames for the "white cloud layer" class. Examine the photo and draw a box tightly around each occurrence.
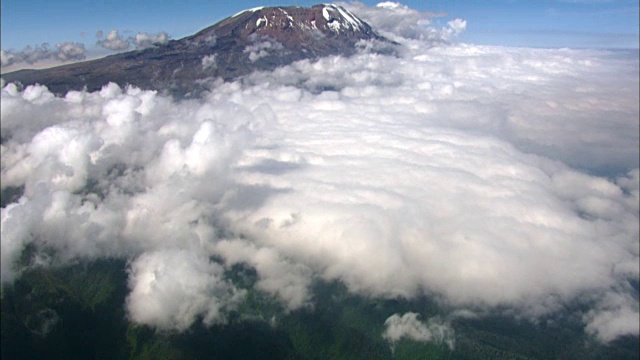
[1,2,638,342]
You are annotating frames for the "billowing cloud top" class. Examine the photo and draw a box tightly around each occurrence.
[1,1,638,345]
[383,313,455,350]
[343,1,464,43]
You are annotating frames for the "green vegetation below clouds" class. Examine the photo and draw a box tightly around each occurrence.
[1,260,638,359]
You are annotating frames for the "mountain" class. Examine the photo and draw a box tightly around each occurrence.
[1,4,395,96]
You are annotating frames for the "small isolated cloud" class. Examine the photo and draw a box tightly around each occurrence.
[54,42,87,62]
[201,54,217,70]
[134,31,169,49]
[446,18,467,37]
[383,313,455,350]
[1,42,86,68]
[244,34,285,62]
[96,30,130,51]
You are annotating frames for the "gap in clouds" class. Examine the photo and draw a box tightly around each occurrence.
[1,2,638,357]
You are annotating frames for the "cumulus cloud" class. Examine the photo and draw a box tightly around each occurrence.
[0,50,15,67]
[96,30,170,52]
[1,81,257,285]
[96,30,131,51]
[215,239,312,310]
[201,54,218,70]
[2,28,170,69]
[55,42,87,61]
[341,1,464,43]
[583,291,640,342]
[1,42,86,67]
[134,31,169,49]
[126,249,245,330]
[243,35,285,62]
[1,2,638,341]
[383,313,455,350]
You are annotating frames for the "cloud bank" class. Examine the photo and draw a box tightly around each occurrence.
[96,30,170,51]
[1,29,169,71]
[1,42,86,67]
[1,2,638,343]
[342,1,464,43]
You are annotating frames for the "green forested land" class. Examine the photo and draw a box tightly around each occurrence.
[1,259,638,360]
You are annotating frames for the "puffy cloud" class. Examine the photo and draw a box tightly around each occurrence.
[54,42,87,62]
[1,50,16,67]
[96,30,171,52]
[134,31,169,49]
[383,313,455,350]
[340,1,463,43]
[126,249,245,330]
[584,291,640,342]
[1,42,86,67]
[96,30,130,51]
[446,18,467,37]
[1,3,638,341]
[201,54,218,70]
[243,35,285,62]
[1,82,258,286]
[215,239,312,310]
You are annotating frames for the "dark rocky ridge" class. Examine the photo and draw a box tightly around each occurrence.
[1,4,395,96]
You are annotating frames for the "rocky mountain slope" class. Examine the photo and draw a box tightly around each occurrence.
[1,4,395,96]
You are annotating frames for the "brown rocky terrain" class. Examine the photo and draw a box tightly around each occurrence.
[1,4,396,97]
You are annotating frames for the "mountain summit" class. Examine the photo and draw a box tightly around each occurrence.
[2,4,394,96]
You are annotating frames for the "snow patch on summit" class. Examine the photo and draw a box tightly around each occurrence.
[256,17,268,28]
[233,6,265,18]
[322,4,366,33]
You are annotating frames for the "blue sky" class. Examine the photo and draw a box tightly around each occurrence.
[1,0,638,52]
